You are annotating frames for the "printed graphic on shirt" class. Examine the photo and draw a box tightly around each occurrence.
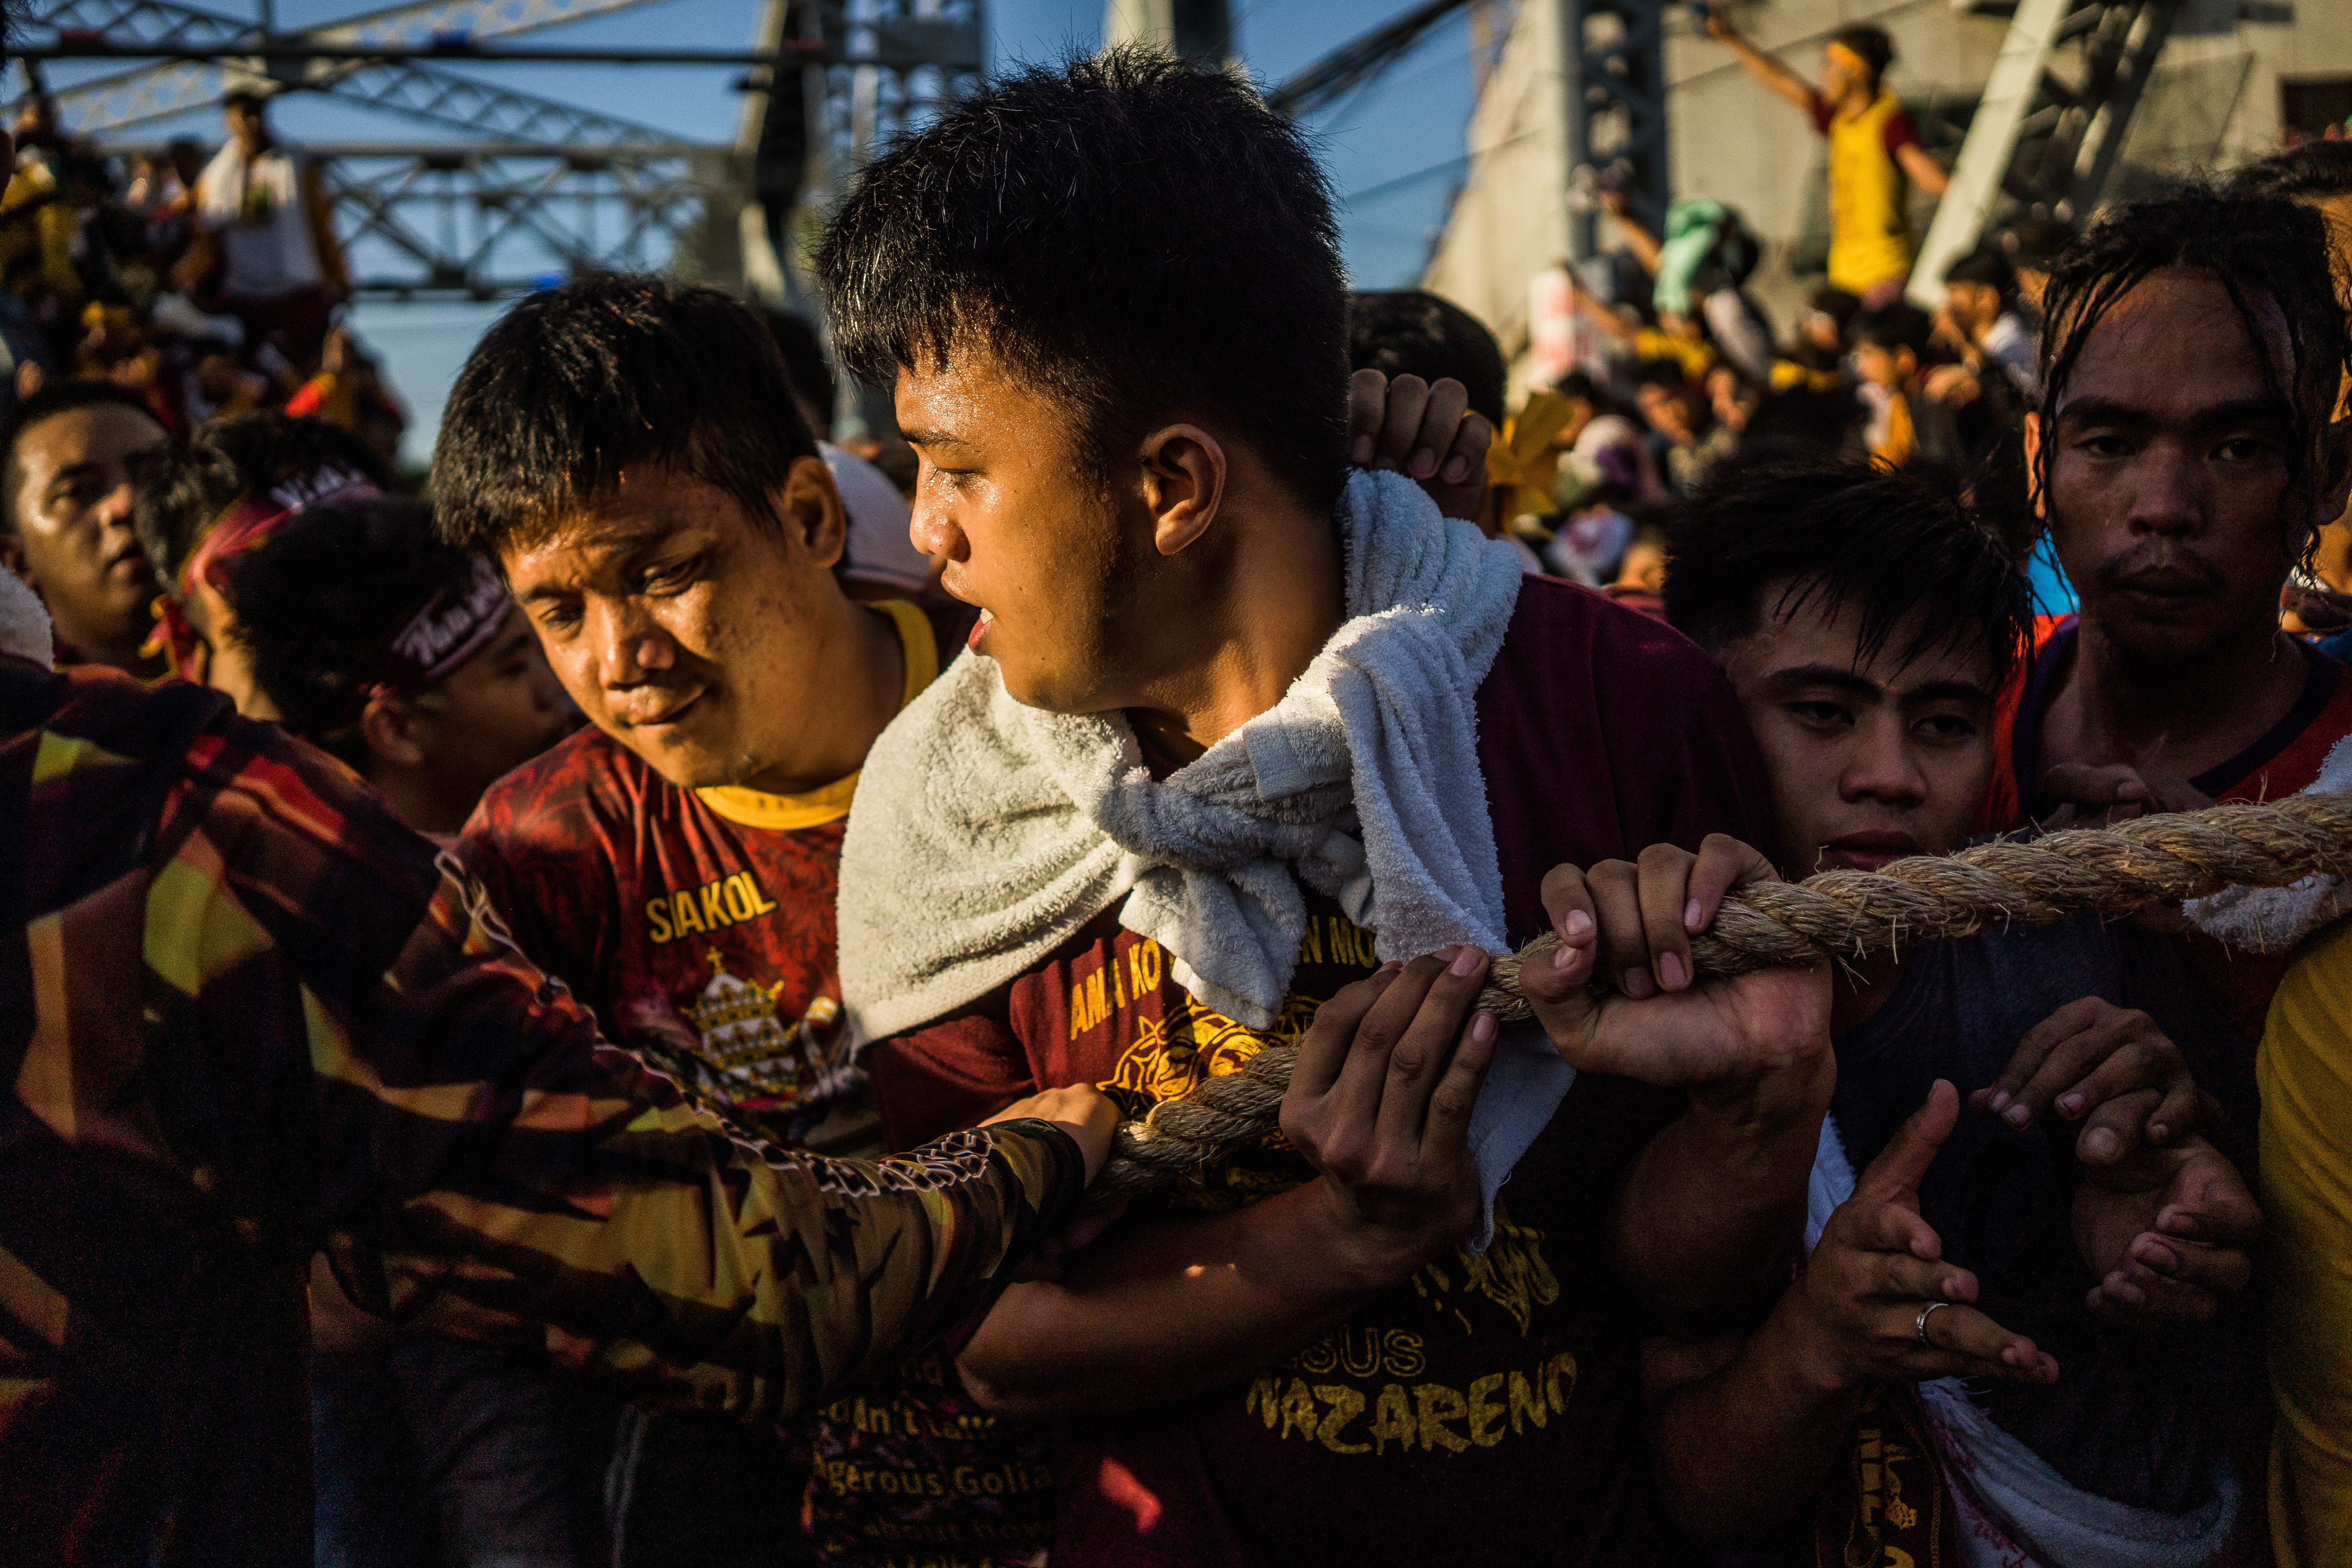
[807,1350,1055,1568]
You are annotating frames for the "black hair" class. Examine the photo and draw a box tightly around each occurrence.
[2225,141,2352,203]
[1828,25,1893,83]
[1852,300,1933,357]
[1555,369,1607,409]
[432,273,820,557]
[129,411,390,584]
[223,494,467,757]
[818,46,1350,514]
[2035,182,2350,558]
[2,382,165,533]
[1738,385,1865,462]
[1943,245,2016,296]
[1347,290,1507,427]
[764,307,837,428]
[223,89,266,115]
[1664,457,2029,686]
[2000,218,2075,275]
[1632,358,1691,393]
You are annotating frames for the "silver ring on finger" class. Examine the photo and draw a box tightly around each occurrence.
[1914,1300,1952,1348]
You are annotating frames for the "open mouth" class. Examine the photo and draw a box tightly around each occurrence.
[1819,833,1921,873]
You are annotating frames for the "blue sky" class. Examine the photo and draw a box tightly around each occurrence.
[60,0,1481,462]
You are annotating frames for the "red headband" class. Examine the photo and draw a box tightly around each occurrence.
[146,467,383,678]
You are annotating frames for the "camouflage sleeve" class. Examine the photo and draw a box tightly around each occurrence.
[315,857,1084,1423]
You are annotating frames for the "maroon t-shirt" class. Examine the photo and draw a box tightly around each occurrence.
[870,577,1775,1567]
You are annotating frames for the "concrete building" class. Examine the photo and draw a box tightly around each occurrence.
[1425,0,2352,392]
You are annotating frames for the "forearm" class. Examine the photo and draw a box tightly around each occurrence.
[1723,34,1815,111]
[957,1179,1387,1419]
[1611,1048,1832,1330]
[1649,1306,1862,1544]
[365,1105,1083,1423]
[1616,216,1663,276]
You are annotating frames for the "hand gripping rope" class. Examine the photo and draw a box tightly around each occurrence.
[1091,794,2352,1199]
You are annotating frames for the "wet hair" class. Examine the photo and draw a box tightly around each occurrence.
[1348,290,1507,427]
[818,47,1350,515]
[1665,458,2028,687]
[1,381,164,534]
[129,411,389,584]
[2034,182,2350,556]
[764,307,837,429]
[1737,385,1865,461]
[2225,141,2352,203]
[2000,218,2076,275]
[223,494,467,758]
[1943,245,2016,296]
[1828,25,1893,83]
[1852,300,1933,358]
[432,273,820,558]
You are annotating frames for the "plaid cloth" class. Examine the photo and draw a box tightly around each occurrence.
[0,660,1083,1568]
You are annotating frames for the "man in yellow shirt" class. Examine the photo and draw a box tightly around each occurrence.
[1705,5,1949,304]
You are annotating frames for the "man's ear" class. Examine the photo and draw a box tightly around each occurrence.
[776,455,848,572]
[2022,412,2044,521]
[2316,413,2352,530]
[360,693,427,770]
[0,534,25,581]
[1138,424,1227,558]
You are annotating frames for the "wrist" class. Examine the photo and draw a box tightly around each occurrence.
[1685,1031,1835,1126]
[1298,1179,1448,1296]
[1758,1288,1864,1403]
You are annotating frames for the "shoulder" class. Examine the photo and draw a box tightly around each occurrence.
[463,723,653,859]
[1488,573,1735,706]
[1883,105,1922,152]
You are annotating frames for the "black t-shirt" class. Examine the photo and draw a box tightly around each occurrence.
[1832,915,2252,1512]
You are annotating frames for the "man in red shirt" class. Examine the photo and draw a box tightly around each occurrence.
[434,276,980,1565]
[1980,186,2352,1062]
[820,51,1832,1566]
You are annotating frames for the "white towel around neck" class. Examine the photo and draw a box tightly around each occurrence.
[838,470,1571,1237]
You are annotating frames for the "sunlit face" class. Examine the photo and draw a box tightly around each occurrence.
[1851,340,1910,392]
[401,604,577,808]
[1717,579,1996,878]
[503,463,848,791]
[1944,279,2002,337]
[2,404,168,666]
[1635,382,1696,443]
[1819,45,1864,108]
[896,349,1159,714]
[2034,268,2348,668]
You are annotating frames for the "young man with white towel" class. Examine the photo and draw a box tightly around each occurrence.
[821,49,1836,1566]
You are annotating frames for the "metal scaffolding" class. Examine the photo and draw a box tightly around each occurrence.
[18,0,985,299]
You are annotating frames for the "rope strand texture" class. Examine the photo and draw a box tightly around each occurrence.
[1091,793,2352,1199]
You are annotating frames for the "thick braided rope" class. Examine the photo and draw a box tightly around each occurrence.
[1091,793,2352,1199]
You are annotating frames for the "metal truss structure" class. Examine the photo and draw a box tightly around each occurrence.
[1909,0,2178,304]
[18,0,984,299]
[1559,0,1666,259]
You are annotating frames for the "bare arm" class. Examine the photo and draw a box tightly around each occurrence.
[1704,2,1820,116]
[1896,142,1950,199]
[1645,1085,2056,1542]
[1525,838,1836,1329]
[1602,192,1665,276]
[958,953,1501,1417]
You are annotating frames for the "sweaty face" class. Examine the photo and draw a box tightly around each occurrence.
[1717,579,1996,879]
[505,464,844,791]
[2040,269,2334,669]
[410,605,579,808]
[5,405,168,660]
[896,352,1149,714]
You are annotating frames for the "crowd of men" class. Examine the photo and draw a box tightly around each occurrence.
[6,19,2352,1568]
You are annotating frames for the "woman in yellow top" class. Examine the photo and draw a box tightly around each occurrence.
[1704,5,1949,304]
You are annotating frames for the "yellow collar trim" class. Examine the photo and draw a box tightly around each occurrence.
[695,600,938,831]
